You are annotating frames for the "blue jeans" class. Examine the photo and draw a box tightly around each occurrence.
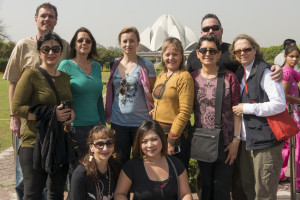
[15,138,24,200]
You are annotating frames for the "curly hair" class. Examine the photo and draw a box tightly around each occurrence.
[161,37,186,72]
[229,34,264,63]
[70,27,99,59]
[81,125,119,180]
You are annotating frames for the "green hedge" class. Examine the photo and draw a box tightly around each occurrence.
[0,58,8,73]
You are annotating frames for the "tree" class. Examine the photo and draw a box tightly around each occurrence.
[95,47,122,67]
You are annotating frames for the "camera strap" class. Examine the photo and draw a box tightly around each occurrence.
[37,66,61,105]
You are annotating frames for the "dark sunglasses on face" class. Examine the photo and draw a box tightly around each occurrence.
[93,139,114,149]
[198,48,219,55]
[120,78,128,96]
[202,25,220,32]
[77,38,92,44]
[233,48,253,55]
[40,46,61,54]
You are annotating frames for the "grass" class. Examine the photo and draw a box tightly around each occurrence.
[0,74,12,151]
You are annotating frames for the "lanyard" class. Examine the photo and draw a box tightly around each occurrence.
[243,68,258,104]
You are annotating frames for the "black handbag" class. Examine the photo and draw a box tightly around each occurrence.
[190,67,225,163]
[37,67,81,160]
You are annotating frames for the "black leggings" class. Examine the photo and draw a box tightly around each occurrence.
[19,147,68,200]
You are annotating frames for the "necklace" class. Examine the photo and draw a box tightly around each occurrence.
[95,164,112,200]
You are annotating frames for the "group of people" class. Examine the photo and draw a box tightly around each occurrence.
[3,2,300,200]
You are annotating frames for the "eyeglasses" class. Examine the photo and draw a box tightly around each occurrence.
[40,46,61,54]
[77,38,92,44]
[93,139,114,149]
[202,25,221,32]
[120,78,128,96]
[233,48,253,55]
[198,48,219,55]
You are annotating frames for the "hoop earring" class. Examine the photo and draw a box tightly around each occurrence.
[89,151,94,162]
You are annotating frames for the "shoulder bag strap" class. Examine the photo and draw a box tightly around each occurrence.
[215,67,225,128]
[37,67,61,105]
[166,155,180,200]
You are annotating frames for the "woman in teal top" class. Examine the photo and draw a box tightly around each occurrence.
[58,27,105,186]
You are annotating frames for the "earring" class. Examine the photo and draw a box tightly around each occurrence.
[112,152,117,159]
[89,151,94,162]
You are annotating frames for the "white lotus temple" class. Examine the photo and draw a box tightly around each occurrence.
[137,14,198,52]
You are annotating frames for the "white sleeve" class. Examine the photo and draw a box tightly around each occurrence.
[243,68,286,117]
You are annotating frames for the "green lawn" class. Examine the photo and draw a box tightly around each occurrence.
[0,74,12,151]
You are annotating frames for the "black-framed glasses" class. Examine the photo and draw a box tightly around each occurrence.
[40,46,61,54]
[77,38,92,44]
[233,48,253,55]
[120,78,128,96]
[202,25,220,32]
[93,139,114,149]
[198,48,219,55]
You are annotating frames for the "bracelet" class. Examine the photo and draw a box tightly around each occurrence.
[233,136,241,140]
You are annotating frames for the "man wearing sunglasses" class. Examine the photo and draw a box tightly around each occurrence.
[187,13,283,200]
[3,3,70,200]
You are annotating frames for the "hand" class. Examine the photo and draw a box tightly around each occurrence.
[149,109,154,117]
[10,116,21,138]
[167,143,175,155]
[270,64,283,82]
[224,139,240,165]
[56,104,74,125]
[232,103,244,116]
[63,109,75,126]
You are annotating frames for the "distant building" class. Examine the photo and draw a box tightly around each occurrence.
[138,14,198,52]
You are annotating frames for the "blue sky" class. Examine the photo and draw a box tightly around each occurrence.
[1,0,299,48]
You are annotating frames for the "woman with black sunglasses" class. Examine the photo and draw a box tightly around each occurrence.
[12,31,75,199]
[151,37,194,170]
[58,27,106,186]
[105,27,156,168]
[191,35,241,200]
[68,125,119,200]
[230,34,286,200]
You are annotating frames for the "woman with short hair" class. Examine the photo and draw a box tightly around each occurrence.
[231,34,286,200]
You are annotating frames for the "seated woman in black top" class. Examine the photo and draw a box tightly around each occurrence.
[68,125,119,200]
[114,120,192,200]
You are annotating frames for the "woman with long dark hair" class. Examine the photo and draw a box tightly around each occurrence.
[114,120,192,200]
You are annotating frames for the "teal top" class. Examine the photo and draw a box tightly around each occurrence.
[58,60,105,126]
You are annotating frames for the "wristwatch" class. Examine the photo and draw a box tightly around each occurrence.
[233,136,241,140]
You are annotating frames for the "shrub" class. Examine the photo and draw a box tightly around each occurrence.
[0,58,8,72]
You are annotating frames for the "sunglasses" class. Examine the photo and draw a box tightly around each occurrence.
[40,46,61,54]
[198,48,219,55]
[77,38,92,44]
[120,78,128,96]
[233,48,253,55]
[93,139,114,149]
[202,25,220,32]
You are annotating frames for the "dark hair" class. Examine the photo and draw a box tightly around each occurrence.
[70,27,98,59]
[37,31,63,51]
[161,37,186,72]
[118,26,140,43]
[201,13,222,27]
[81,125,119,180]
[196,35,221,51]
[229,34,264,62]
[35,2,58,18]
[283,39,296,50]
[284,45,300,56]
[132,120,167,158]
